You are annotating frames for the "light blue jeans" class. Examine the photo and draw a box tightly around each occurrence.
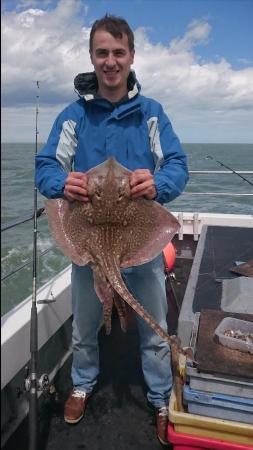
[71,254,172,408]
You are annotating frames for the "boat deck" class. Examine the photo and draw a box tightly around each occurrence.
[178,225,253,346]
[3,224,253,449]
[3,258,192,450]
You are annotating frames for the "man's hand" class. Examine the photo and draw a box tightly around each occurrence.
[130,169,157,200]
[64,172,89,202]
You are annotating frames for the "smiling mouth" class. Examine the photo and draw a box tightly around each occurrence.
[104,70,120,75]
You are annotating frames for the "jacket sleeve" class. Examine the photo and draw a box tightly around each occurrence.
[152,105,189,204]
[35,109,77,199]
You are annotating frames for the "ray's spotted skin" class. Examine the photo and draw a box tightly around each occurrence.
[45,158,186,410]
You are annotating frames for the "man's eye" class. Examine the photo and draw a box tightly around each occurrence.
[96,51,107,57]
[114,51,125,57]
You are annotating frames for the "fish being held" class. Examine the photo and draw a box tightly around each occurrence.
[45,157,179,335]
[45,158,186,409]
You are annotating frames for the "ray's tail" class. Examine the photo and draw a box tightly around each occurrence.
[102,255,186,411]
[102,255,181,349]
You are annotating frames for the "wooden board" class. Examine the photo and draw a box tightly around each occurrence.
[196,309,253,379]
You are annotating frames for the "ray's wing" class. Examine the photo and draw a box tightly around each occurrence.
[45,198,92,266]
[120,199,179,268]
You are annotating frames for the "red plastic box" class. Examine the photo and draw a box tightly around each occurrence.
[168,423,253,450]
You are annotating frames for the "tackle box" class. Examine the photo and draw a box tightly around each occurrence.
[169,389,253,446]
[183,384,253,424]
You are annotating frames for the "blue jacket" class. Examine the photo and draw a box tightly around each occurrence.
[35,72,188,204]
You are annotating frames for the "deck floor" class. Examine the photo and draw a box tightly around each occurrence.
[4,320,167,450]
[3,259,192,450]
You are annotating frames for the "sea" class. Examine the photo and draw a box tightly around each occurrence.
[1,143,253,316]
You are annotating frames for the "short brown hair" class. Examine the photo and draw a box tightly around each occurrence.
[89,15,135,52]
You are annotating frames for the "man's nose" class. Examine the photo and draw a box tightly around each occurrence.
[105,53,116,67]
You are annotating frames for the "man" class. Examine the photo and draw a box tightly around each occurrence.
[36,15,188,446]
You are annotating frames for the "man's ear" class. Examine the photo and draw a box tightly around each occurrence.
[90,50,94,65]
[130,49,135,64]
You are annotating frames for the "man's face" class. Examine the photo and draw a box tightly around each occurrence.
[90,29,134,95]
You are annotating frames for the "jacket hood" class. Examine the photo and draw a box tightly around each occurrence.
[74,70,141,101]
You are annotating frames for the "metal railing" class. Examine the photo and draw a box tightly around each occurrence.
[189,170,253,174]
[1,170,253,282]
[1,209,52,282]
[185,170,253,196]
[1,207,45,232]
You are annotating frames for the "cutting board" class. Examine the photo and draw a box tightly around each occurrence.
[195,309,253,379]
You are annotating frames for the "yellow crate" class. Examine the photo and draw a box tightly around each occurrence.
[169,389,253,446]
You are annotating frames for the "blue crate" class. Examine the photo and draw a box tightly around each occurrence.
[183,384,253,424]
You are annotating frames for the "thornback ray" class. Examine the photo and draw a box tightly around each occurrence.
[45,157,186,410]
[45,157,180,336]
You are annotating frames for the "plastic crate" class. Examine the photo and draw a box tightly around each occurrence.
[183,384,253,424]
[214,317,253,354]
[168,423,253,450]
[186,364,253,398]
[169,390,253,446]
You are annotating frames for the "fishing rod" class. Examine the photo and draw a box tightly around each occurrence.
[24,81,51,450]
[206,155,253,186]
[28,79,40,450]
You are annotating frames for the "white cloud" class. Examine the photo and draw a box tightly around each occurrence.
[1,0,253,142]
[2,0,92,106]
[168,19,211,53]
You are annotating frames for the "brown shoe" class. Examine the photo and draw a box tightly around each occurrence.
[155,406,170,446]
[64,389,91,424]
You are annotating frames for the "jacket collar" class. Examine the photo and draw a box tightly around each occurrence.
[74,70,141,102]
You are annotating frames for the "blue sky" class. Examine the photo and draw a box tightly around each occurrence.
[2,0,253,143]
[85,0,253,70]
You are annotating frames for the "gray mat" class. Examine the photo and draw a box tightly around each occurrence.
[221,277,253,314]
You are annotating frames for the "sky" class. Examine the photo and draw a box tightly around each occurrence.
[1,0,253,143]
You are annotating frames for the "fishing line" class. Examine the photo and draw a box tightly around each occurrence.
[206,155,253,186]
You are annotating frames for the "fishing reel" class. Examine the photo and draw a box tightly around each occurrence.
[17,370,53,398]
[23,368,55,396]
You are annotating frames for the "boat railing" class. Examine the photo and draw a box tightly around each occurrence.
[1,170,253,284]
[1,208,52,282]
[2,170,253,233]
[184,170,253,196]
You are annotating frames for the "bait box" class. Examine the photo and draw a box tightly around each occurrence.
[214,317,253,354]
